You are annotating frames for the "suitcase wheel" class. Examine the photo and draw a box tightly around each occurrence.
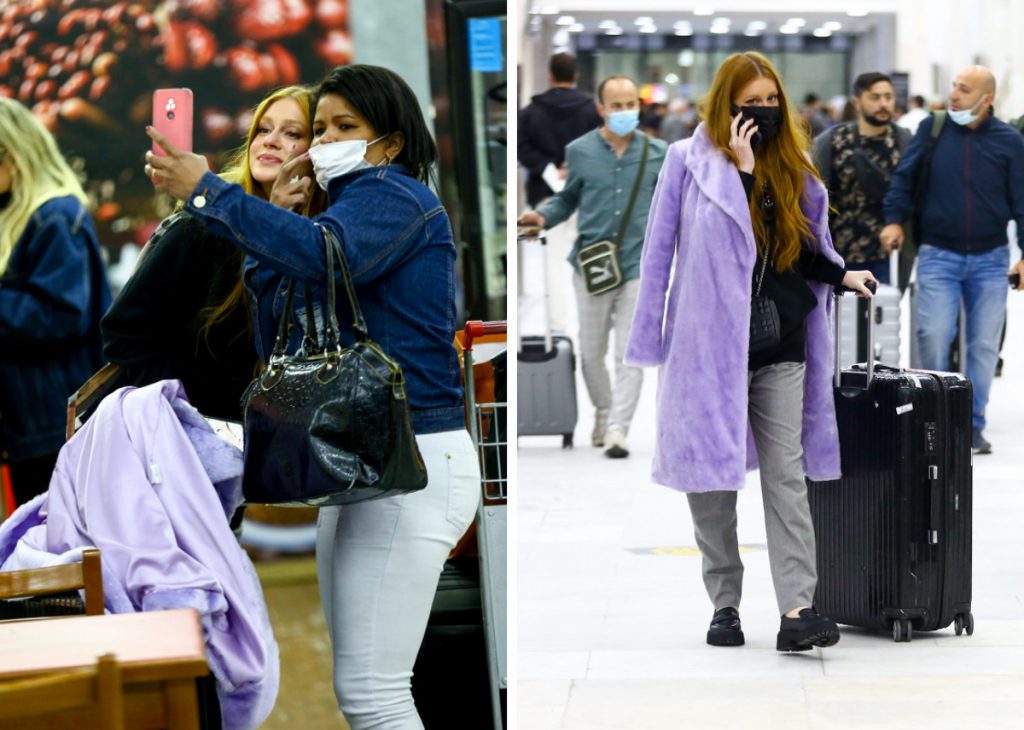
[892,619,912,643]
[954,612,975,637]
[562,434,573,449]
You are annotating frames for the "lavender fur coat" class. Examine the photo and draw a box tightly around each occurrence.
[624,123,843,492]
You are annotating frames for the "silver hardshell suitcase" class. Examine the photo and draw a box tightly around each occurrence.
[517,231,577,447]
[838,254,902,369]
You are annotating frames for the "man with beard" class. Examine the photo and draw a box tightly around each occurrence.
[812,72,911,285]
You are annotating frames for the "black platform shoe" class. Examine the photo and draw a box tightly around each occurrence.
[707,607,745,646]
[776,607,840,652]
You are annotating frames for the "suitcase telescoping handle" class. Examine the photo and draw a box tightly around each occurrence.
[833,280,879,389]
[517,228,553,354]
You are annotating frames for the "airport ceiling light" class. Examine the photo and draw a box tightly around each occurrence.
[639,24,659,34]
[665,73,680,84]
[555,15,575,25]
[605,26,624,35]
[693,5,715,16]
[823,21,843,31]
[678,49,696,67]
[744,25,763,37]
[634,16,654,25]
[748,21,767,31]
[598,19,618,29]
[674,20,694,36]
[785,17,807,27]
[569,23,585,32]
[779,24,800,34]
[710,21,731,35]
[813,27,832,37]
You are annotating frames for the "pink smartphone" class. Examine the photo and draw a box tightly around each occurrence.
[151,88,193,156]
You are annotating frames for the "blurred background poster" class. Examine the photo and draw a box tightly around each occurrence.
[0,0,352,290]
[0,0,507,321]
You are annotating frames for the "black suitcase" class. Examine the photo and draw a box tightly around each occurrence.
[807,289,974,642]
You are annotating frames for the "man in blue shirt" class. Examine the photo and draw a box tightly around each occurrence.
[881,65,1024,454]
[518,76,667,458]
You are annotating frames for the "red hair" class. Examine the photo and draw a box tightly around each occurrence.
[699,52,820,272]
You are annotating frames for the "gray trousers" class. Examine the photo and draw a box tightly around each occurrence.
[686,362,818,616]
[572,273,643,432]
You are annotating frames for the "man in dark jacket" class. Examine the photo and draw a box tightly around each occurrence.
[518,53,602,206]
[518,53,602,333]
[881,65,1024,454]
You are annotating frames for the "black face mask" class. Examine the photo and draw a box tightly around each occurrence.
[731,104,783,149]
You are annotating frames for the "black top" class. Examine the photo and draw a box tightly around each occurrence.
[518,87,603,206]
[740,171,845,371]
[101,213,258,421]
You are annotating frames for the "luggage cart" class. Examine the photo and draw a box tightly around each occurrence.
[462,320,507,730]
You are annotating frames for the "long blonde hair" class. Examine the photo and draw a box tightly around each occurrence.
[0,98,88,276]
[699,52,821,272]
[197,85,318,346]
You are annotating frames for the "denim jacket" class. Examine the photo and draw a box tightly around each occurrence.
[0,196,111,462]
[184,165,464,434]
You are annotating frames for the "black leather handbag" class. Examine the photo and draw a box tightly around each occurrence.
[241,227,428,506]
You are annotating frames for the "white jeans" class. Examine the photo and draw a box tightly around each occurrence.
[315,429,481,729]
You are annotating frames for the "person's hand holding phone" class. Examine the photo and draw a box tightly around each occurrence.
[144,126,209,200]
[729,113,757,174]
[1009,259,1024,291]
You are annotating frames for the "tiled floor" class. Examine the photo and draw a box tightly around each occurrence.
[255,555,350,729]
[518,249,1024,729]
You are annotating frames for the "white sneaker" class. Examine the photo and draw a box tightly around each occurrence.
[603,426,629,459]
[592,408,609,447]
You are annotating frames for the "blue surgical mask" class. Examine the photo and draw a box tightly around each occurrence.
[948,97,985,126]
[606,110,640,137]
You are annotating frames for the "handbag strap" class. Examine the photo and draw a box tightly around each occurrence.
[753,181,776,297]
[319,225,369,343]
[268,226,369,361]
[301,283,319,353]
[613,133,650,245]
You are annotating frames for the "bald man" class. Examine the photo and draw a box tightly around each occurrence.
[881,65,1024,454]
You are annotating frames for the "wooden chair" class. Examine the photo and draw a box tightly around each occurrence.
[0,547,104,617]
[0,653,124,730]
[67,362,123,439]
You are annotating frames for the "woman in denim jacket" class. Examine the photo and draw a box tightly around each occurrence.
[0,99,111,505]
[145,65,480,729]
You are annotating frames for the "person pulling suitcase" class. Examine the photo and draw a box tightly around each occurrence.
[625,53,875,652]
[517,74,667,458]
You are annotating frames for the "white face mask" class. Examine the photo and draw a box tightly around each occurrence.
[308,135,387,190]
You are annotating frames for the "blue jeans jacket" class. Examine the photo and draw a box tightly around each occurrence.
[0,196,111,462]
[185,165,464,434]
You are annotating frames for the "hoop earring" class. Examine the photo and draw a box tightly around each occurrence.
[383,153,393,166]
